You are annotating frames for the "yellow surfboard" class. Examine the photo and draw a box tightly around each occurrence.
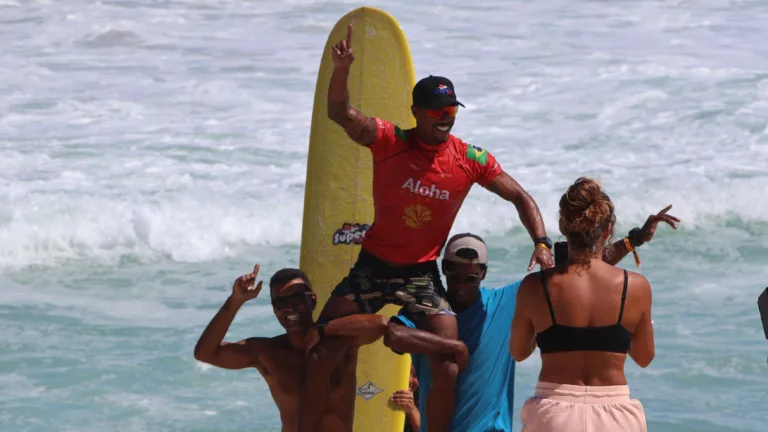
[299,6,416,432]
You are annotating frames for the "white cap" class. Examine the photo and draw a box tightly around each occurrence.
[444,233,488,264]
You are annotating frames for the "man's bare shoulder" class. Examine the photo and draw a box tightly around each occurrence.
[223,336,272,356]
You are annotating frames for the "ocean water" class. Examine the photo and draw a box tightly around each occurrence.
[1,0,767,431]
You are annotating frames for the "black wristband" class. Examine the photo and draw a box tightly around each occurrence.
[534,236,553,250]
[628,228,644,248]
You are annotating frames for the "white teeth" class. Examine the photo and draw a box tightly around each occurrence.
[286,314,299,321]
[436,125,450,132]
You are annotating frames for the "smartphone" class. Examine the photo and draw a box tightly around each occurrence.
[758,288,768,339]
[554,241,568,267]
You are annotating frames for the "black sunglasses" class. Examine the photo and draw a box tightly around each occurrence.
[271,284,313,309]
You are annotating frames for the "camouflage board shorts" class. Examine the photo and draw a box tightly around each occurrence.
[330,249,454,318]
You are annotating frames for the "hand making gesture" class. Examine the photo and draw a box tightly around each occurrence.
[331,23,355,68]
[632,204,681,246]
[230,264,264,305]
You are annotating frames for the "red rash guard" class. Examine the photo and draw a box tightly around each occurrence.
[360,118,503,264]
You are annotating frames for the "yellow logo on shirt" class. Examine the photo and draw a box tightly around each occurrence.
[403,204,432,228]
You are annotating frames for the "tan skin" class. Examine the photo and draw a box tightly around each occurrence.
[392,366,421,431]
[601,205,680,266]
[326,24,553,272]
[442,261,487,313]
[510,223,657,386]
[193,265,357,432]
[303,259,488,429]
[394,389,420,431]
[305,313,469,371]
[304,203,675,425]
[306,23,554,432]
[301,303,464,432]
[301,23,553,432]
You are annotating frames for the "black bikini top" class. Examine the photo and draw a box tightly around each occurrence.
[535,270,632,354]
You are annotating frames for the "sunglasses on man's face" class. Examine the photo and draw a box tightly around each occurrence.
[425,105,459,119]
[271,284,313,309]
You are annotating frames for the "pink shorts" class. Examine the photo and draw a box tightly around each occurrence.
[521,382,647,432]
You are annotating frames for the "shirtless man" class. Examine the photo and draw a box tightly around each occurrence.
[193,265,357,432]
[301,24,554,432]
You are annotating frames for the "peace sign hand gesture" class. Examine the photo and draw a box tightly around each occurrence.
[331,24,355,68]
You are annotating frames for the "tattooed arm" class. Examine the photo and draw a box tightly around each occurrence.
[602,240,632,266]
[327,66,378,146]
[326,25,378,146]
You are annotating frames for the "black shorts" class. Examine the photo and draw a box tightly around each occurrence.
[329,249,454,319]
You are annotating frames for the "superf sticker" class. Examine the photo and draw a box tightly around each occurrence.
[333,223,370,245]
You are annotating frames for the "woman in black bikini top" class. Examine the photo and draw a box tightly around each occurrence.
[510,177,676,432]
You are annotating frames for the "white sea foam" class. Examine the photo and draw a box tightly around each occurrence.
[2,1,768,431]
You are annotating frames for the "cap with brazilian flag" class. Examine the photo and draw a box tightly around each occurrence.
[466,144,488,165]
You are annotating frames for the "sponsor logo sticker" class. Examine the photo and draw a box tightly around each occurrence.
[356,381,383,401]
[333,222,370,245]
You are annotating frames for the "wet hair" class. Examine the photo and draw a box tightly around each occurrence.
[558,177,616,253]
[269,268,312,298]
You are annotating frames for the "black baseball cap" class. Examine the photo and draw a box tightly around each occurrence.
[412,75,465,109]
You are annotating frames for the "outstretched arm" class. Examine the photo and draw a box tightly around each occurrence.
[315,315,468,366]
[326,24,378,146]
[384,321,467,361]
[603,205,680,266]
[485,171,553,270]
[324,314,390,346]
[602,239,633,266]
[485,171,547,241]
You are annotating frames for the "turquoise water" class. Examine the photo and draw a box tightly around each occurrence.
[2,1,767,431]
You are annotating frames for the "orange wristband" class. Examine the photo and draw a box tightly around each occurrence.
[623,237,640,267]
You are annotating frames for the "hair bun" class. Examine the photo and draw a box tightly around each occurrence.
[559,177,615,244]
